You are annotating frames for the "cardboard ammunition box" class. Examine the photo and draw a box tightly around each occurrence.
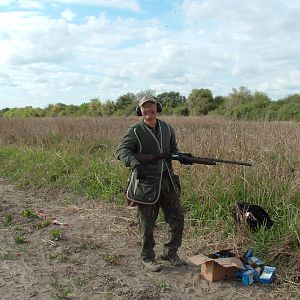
[188,254,245,282]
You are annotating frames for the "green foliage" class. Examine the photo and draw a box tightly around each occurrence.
[0,145,127,204]
[50,229,62,241]
[1,87,299,121]
[187,88,217,115]
[3,106,45,118]
[88,98,102,116]
[115,93,136,112]
[21,209,39,219]
[35,220,52,229]
[2,213,13,227]
[156,91,186,115]
[102,254,119,265]
[172,103,189,116]
[276,94,300,121]
[159,280,170,291]
[224,91,271,120]
[101,100,116,116]
[15,236,27,244]
[55,288,71,300]
[2,251,16,261]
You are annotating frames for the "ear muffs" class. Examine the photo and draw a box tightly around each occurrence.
[156,102,163,113]
[136,102,163,116]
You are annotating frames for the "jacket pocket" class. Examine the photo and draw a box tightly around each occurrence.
[126,173,160,204]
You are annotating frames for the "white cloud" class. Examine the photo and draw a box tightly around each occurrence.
[0,12,73,65]
[18,0,45,10]
[0,73,17,87]
[61,8,77,21]
[0,0,14,6]
[52,0,141,12]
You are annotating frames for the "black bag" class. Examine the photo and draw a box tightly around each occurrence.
[233,202,273,231]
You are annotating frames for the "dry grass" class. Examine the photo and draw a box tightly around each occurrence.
[1,115,299,159]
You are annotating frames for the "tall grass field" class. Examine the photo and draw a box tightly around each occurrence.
[0,116,299,293]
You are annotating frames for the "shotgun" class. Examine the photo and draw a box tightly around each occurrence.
[135,153,252,167]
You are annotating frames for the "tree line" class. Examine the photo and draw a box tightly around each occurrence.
[1,87,300,121]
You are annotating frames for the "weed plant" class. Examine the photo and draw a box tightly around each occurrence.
[0,116,299,290]
[15,236,27,244]
[50,229,62,241]
[2,213,13,227]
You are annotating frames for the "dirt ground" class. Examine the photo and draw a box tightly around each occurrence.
[0,178,282,300]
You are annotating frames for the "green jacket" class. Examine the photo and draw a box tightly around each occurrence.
[116,119,180,204]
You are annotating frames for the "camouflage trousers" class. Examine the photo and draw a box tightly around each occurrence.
[137,172,184,261]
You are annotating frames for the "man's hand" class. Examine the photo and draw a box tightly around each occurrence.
[178,153,193,165]
[135,165,147,180]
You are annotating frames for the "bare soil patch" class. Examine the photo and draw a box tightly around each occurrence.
[0,178,280,299]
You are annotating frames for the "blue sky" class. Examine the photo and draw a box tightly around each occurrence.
[1,0,300,109]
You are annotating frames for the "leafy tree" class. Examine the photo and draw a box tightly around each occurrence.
[276,94,300,121]
[45,103,67,117]
[116,93,136,110]
[63,104,80,116]
[0,107,10,116]
[2,106,46,118]
[115,93,136,116]
[156,91,186,108]
[88,98,102,116]
[214,95,226,107]
[156,91,186,115]
[78,103,89,116]
[101,100,116,116]
[224,86,253,111]
[187,88,215,115]
[221,90,270,119]
[172,103,189,116]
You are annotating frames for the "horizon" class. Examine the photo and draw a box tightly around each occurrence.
[0,87,297,110]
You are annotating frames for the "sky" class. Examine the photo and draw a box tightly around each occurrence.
[0,0,300,109]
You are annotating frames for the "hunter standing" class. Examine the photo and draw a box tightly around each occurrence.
[116,95,188,272]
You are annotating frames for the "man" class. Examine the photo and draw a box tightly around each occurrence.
[116,95,189,272]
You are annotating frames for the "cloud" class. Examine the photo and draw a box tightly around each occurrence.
[0,11,73,65]
[61,8,77,21]
[51,0,141,12]
[0,0,14,6]
[18,0,45,10]
[0,73,17,87]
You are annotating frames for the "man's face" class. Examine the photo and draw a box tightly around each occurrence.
[140,101,157,121]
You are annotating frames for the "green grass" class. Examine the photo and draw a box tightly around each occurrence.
[2,251,16,261]
[2,213,13,227]
[50,229,62,241]
[15,236,27,245]
[35,220,52,229]
[20,209,39,219]
[0,146,127,202]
